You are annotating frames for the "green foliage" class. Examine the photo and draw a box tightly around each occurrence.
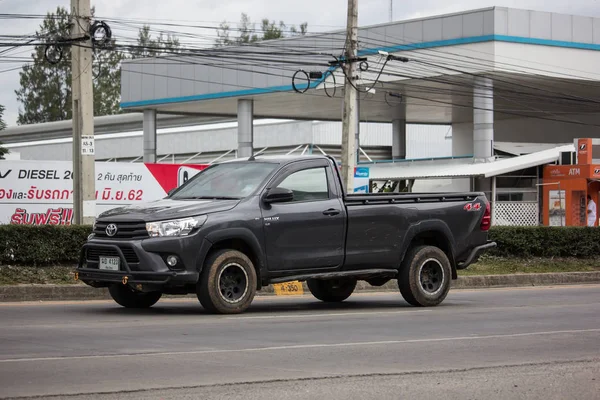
[3,225,599,268]
[129,25,180,58]
[216,13,308,46]
[15,7,72,124]
[15,6,124,124]
[0,225,91,266]
[0,104,7,159]
[15,8,181,125]
[0,104,5,131]
[488,226,600,258]
[0,265,76,285]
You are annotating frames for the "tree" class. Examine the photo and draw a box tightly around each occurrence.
[290,23,308,36]
[261,19,285,41]
[216,13,308,46]
[15,7,73,124]
[15,8,182,125]
[129,25,180,58]
[0,104,8,159]
[15,6,123,124]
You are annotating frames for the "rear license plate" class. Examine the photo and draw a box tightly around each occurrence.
[99,257,120,271]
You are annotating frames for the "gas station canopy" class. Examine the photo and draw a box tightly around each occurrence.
[120,6,600,126]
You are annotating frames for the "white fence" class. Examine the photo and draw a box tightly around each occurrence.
[493,202,539,226]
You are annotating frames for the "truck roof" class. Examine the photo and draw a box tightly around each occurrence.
[220,154,331,165]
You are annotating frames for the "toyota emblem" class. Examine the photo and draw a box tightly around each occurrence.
[105,223,118,237]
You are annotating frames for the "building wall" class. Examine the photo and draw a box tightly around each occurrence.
[495,114,600,144]
[120,8,501,106]
[494,8,600,48]
[121,7,600,109]
[494,42,600,80]
[5,121,452,162]
[452,113,600,158]
[451,122,474,156]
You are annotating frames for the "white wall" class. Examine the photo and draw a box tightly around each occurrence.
[494,42,600,81]
[406,125,452,159]
[412,178,470,193]
[6,121,453,162]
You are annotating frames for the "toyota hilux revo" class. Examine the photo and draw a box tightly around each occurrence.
[77,154,496,314]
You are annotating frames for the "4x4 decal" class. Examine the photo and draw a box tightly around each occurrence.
[464,202,481,212]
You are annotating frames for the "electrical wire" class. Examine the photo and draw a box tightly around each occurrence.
[3,11,600,129]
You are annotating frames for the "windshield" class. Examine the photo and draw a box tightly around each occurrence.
[170,162,278,200]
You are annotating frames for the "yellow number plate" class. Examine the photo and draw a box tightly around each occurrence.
[273,281,304,296]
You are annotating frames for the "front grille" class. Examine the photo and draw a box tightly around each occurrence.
[86,246,139,264]
[93,220,148,239]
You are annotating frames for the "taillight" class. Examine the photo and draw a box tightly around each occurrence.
[480,201,491,231]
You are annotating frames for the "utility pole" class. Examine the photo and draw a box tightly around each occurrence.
[71,0,95,225]
[341,0,359,193]
[389,0,393,22]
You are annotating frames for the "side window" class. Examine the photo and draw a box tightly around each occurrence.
[276,167,329,202]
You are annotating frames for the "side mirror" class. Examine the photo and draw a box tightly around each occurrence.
[263,187,294,204]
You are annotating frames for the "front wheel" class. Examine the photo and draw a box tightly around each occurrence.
[108,284,162,308]
[307,278,357,302]
[197,249,257,314]
[398,245,452,307]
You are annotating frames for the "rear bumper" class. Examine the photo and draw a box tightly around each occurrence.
[456,241,497,270]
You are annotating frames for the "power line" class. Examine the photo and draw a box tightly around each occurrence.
[4,10,600,131]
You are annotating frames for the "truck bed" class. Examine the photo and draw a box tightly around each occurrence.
[341,191,490,272]
[345,191,485,204]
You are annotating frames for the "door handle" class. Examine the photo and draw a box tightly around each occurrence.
[323,208,341,216]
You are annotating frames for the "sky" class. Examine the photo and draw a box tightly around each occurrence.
[1,0,599,127]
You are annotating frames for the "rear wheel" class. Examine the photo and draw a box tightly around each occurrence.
[398,245,452,307]
[197,249,257,314]
[108,284,162,308]
[307,278,357,302]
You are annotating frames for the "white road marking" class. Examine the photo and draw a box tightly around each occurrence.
[1,328,599,364]
[226,310,432,320]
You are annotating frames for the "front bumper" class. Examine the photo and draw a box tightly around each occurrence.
[77,236,208,290]
[456,241,497,270]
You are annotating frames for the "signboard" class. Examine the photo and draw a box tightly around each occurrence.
[0,161,208,225]
[272,281,304,296]
[577,138,592,165]
[353,167,370,193]
[81,136,95,155]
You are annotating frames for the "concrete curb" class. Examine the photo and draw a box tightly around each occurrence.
[1,272,599,303]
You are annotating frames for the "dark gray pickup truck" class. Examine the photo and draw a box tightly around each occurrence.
[77,154,496,314]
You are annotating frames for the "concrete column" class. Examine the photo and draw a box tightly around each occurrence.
[237,99,254,158]
[392,119,406,160]
[473,76,494,162]
[355,96,361,164]
[491,175,497,224]
[143,109,157,163]
[452,122,474,156]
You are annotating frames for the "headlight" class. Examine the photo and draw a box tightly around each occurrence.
[146,215,207,237]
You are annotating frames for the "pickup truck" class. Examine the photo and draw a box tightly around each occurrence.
[77,154,496,314]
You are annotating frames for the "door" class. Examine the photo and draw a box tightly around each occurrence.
[261,160,346,272]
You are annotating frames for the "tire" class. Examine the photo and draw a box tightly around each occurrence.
[108,284,162,308]
[398,245,452,307]
[307,278,357,302]
[197,249,257,314]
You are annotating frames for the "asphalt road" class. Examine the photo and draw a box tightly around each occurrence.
[0,285,599,399]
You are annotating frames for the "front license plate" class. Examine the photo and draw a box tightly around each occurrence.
[99,257,120,271]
